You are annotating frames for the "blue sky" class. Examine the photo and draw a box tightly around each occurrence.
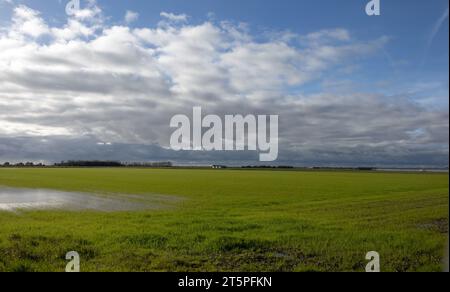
[0,0,448,166]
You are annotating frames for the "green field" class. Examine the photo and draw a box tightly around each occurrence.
[0,168,448,272]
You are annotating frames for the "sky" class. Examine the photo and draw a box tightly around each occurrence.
[0,0,448,167]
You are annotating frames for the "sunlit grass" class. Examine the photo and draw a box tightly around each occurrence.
[0,168,448,272]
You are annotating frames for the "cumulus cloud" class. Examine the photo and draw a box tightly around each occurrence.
[71,0,102,22]
[0,5,448,166]
[10,5,50,38]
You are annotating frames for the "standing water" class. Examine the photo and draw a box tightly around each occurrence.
[0,187,177,212]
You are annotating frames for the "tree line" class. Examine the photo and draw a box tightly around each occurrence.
[1,161,173,168]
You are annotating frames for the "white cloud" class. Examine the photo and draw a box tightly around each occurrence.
[10,5,49,38]
[301,28,351,45]
[125,10,139,24]
[160,12,188,23]
[51,19,96,41]
[0,5,447,165]
[427,7,449,48]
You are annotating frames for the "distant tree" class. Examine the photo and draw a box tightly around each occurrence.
[55,160,123,167]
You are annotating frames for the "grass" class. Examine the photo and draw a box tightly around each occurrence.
[0,168,448,272]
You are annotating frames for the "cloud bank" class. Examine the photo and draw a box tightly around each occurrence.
[0,3,448,166]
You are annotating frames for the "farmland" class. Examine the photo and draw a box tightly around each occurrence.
[0,168,448,272]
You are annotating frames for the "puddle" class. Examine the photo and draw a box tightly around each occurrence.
[0,187,179,212]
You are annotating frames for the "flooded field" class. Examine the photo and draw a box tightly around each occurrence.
[0,187,178,212]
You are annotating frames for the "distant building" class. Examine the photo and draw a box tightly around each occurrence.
[212,165,227,169]
[123,161,173,168]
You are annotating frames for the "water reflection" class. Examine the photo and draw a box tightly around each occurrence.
[0,187,173,212]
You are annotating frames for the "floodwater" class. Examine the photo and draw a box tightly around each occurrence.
[0,187,177,212]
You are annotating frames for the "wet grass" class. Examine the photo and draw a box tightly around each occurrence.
[0,168,448,272]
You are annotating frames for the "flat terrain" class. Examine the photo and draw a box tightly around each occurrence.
[0,168,448,272]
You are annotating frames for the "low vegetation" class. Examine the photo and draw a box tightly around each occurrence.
[0,168,448,272]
